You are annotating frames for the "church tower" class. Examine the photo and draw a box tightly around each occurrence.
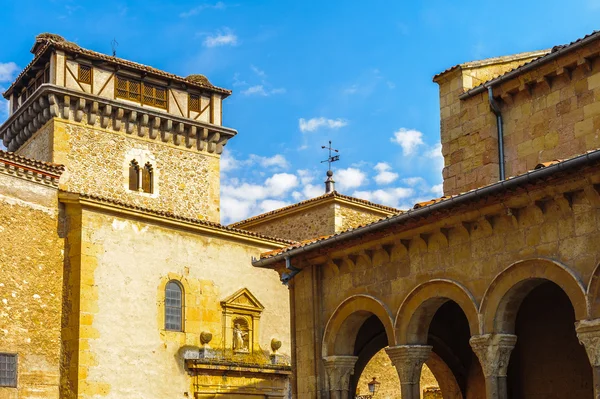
[0,33,236,222]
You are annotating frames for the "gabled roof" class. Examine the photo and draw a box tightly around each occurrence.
[229,190,401,228]
[4,33,231,98]
[254,148,600,264]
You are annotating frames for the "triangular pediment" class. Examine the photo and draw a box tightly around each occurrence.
[221,288,264,312]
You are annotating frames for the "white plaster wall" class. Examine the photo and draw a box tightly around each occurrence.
[83,210,290,398]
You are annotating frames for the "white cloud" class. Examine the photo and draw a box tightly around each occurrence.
[0,62,18,83]
[297,169,315,185]
[403,177,424,186]
[343,84,359,95]
[221,196,254,222]
[180,2,226,17]
[299,117,348,133]
[374,162,398,185]
[220,149,239,172]
[203,29,238,47]
[249,154,289,169]
[251,65,266,78]
[260,199,289,213]
[431,183,444,196]
[425,142,442,159]
[352,187,414,208]
[241,85,285,96]
[335,167,367,192]
[390,128,424,155]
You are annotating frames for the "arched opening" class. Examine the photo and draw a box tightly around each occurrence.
[395,280,482,399]
[506,281,593,398]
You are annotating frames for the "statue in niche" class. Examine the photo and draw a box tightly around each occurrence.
[233,319,249,353]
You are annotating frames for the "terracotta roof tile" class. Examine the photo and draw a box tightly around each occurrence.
[63,191,296,245]
[0,149,64,176]
[4,34,231,98]
[229,190,401,228]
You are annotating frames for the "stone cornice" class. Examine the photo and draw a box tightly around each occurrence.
[0,84,237,154]
[58,191,294,249]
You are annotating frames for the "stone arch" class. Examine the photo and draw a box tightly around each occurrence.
[426,351,463,399]
[480,258,588,334]
[322,294,395,357]
[587,262,600,318]
[395,279,480,345]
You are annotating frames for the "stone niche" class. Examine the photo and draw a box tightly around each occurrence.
[220,288,264,354]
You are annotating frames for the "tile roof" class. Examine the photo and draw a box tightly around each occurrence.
[0,149,64,176]
[460,30,600,98]
[4,33,231,98]
[257,149,600,261]
[229,190,401,228]
[61,191,296,246]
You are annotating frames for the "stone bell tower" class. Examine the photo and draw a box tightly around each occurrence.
[0,33,237,222]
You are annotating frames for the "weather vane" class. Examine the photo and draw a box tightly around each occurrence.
[321,140,340,172]
[111,38,119,57]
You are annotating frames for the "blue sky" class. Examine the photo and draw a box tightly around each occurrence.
[1,1,600,223]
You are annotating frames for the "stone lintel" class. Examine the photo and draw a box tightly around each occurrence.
[469,334,517,377]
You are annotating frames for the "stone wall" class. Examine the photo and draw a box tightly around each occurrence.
[336,203,389,232]
[241,203,336,242]
[62,204,291,398]
[19,118,221,222]
[16,122,54,163]
[0,172,63,399]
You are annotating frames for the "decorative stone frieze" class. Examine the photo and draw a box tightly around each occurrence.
[0,85,236,154]
[323,355,358,399]
[469,334,517,378]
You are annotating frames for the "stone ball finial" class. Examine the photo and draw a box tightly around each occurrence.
[271,338,282,353]
[200,331,213,345]
[185,74,213,86]
[326,170,333,177]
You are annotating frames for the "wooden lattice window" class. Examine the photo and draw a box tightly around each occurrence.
[189,94,200,113]
[128,160,140,191]
[78,64,92,84]
[142,83,167,109]
[116,76,141,102]
[165,281,183,331]
[0,353,17,387]
[142,163,153,194]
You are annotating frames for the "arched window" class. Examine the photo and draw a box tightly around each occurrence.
[128,160,140,191]
[142,162,153,194]
[165,281,183,331]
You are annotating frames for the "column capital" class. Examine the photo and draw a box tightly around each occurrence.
[323,355,358,392]
[385,345,432,384]
[576,318,600,367]
[469,334,517,378]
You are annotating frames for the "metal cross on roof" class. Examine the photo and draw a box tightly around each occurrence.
[321,140,340,171]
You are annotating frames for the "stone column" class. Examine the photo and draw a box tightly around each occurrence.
[576,319,600,399]
[323,355,358,399]
[469,334,517,399]
[385,345,432,399]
